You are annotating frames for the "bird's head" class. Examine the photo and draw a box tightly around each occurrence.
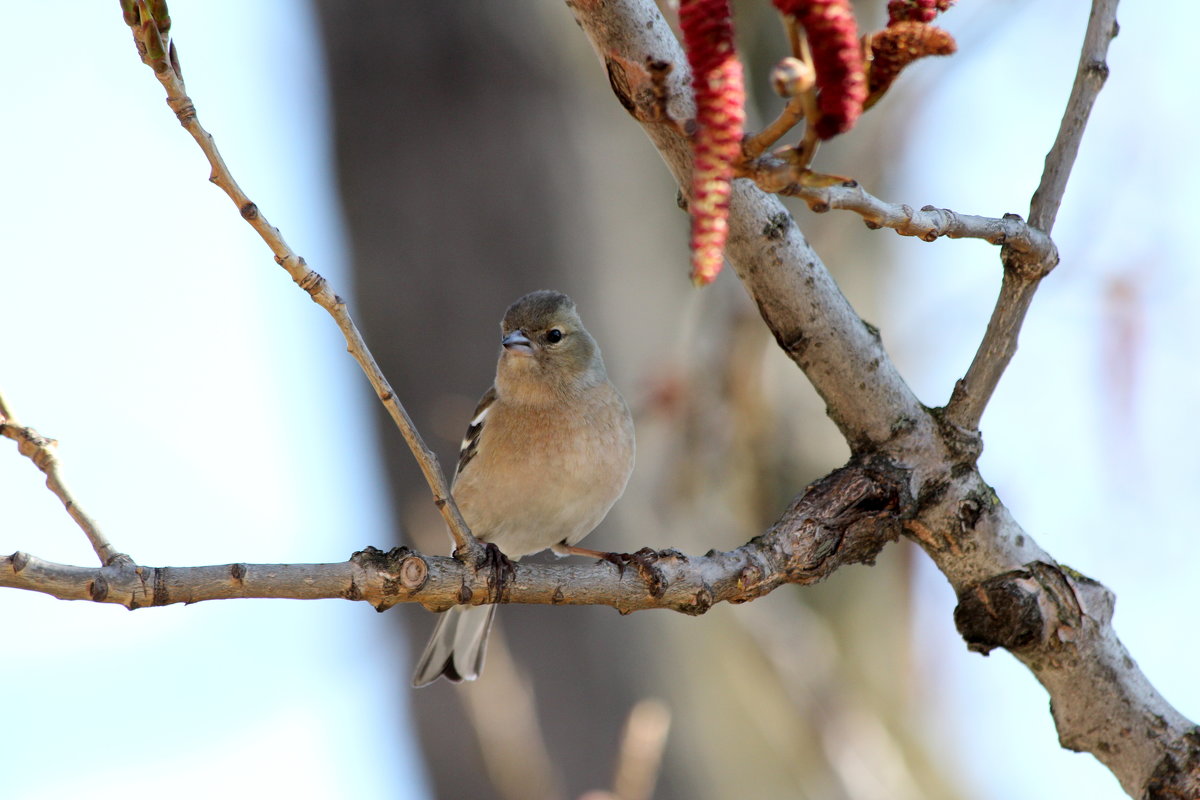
[495,290,605,402]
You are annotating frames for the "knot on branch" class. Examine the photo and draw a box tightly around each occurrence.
[765,458,907,585]
[296,261,327,298]
[350,546,429,609]
[4,424,59,471]
[954,569,1042,654]
[169,97,197,125]
[9,551,31,573]
[604,55,685,127]
[931,403,985,464]
[1146,728,1200,800]
[1000,228,1058,282]
[953,561,1114,656]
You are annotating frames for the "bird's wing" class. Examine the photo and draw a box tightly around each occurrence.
[454,385,497,481]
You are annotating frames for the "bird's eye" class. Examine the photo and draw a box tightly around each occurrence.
[545,328,564,344]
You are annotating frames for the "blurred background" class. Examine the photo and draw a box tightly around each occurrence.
[1,1,1196,798]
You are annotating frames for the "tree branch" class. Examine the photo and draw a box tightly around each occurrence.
[4,1,1186,795]
[581,5,929,452]
[2,460,905,612]
[746,165,1057,262]
[1028,0,1121,234]
[0,392,126,566]
[945,0,1119,431]
[117,1,476,555]
[916,472,1200,798]
[565,0,1200,795]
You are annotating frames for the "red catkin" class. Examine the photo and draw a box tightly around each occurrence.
[869,22,957,96]
[887,0,955,26]
[773,0,867,139]
[679,0,746,285]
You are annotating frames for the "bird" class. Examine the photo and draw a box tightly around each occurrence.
[411,290,636,687]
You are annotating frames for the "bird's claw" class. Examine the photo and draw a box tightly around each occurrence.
[603,546,669,599]
[477,541,516,601]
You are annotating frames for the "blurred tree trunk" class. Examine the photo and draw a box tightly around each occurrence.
[312,3,645,797]
[313,1,962,798]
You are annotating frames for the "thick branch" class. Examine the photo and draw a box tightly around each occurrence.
[944,0,1118,430]
[566,0,1199,795]
[119,6,476,554]
[2,461,905,613]
[573,0,929,452]
[915,470,1200,797]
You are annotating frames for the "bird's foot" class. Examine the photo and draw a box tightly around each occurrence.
[558,544,676,599]
[474,541,516,601]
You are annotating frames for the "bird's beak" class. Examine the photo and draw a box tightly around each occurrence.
[502,330,535,355]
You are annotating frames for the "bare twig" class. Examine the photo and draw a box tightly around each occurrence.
[792,33,822,168]
[1029,0,1120,234]
[117,1,475,554]
[1,460,905,611]
[0,392,125,565]
[744,47,815,161]
[945,0,1119,431]
[743,164,1058,263]
[743,94,806,160]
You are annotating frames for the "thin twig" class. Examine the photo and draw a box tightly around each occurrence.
[743,93,807,160]
[0,392,125,565]
[944,0,1119,431]
[743,17,818,162]
[793,33,821,168]
[119,3,475,553]
[1029,0,1120,233]
[743,162,1058,264]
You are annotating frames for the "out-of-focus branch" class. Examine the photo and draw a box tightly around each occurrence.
[945,0,1119,431]
[117,1,475,555]
[610,699,671,800]
[457,633,566,800]
[0,392,125,566]
[1,460,905,611]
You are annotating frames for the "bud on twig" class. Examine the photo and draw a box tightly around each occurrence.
[772,0,867,139]
[771,56,816,97]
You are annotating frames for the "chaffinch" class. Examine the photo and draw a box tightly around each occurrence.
[412,290,636,687]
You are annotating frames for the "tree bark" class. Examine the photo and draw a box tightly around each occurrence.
[564,0,1200,796]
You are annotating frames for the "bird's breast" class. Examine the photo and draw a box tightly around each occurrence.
[450,395,634,558]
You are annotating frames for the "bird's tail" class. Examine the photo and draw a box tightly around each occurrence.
[411,604,497,687]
